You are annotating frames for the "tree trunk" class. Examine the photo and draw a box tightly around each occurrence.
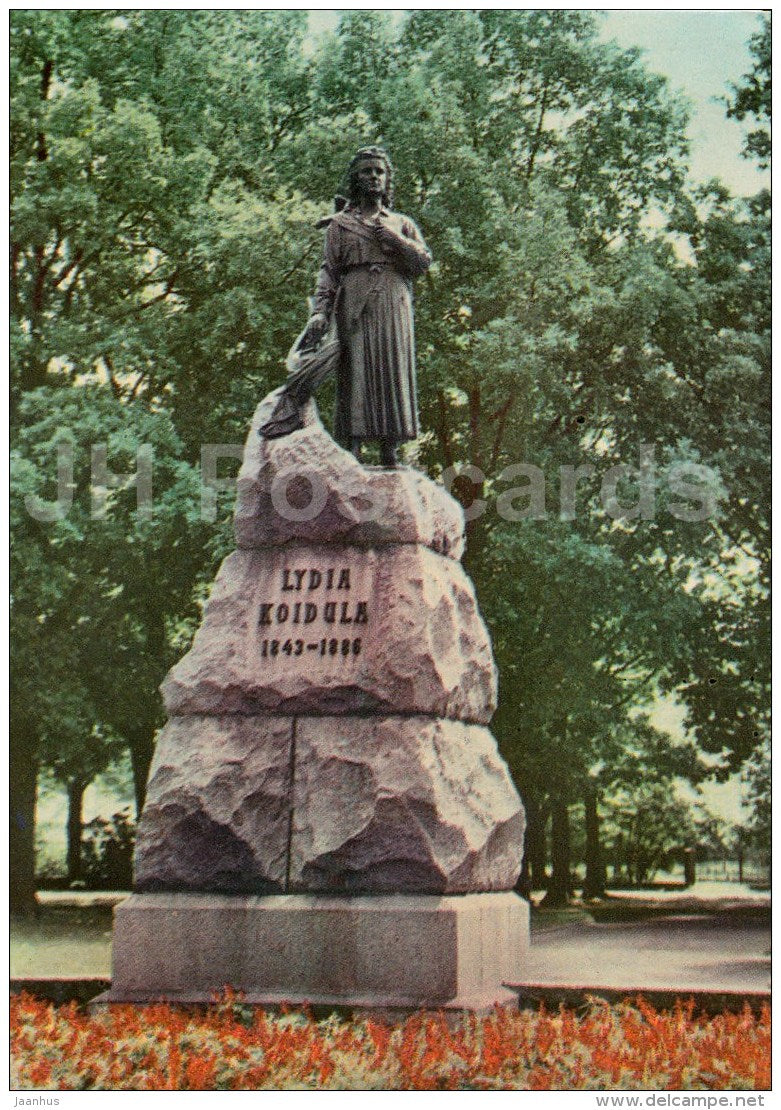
[583,786,607,899]
[10,724,39,915]
[517,848,531,899]
[516,797,533,898]
[683,848,696,887]
[66,774,89,883]
[528,803,552,888]
[129,727,156,817]
[542,798,571,907]
[612,833,628,885]
[629,815,640,885]
[460,485,490,580]
[519,794,548,896]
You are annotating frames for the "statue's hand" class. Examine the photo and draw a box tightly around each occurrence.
[375,223,405,254]
[375,221,428,271]
[301,312,328,349]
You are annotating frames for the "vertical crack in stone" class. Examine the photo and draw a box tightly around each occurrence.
[284,715,299,893]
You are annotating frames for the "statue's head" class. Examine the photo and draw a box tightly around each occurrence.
[346,146,394,208]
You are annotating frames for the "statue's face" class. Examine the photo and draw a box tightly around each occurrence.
[354,157,387,199]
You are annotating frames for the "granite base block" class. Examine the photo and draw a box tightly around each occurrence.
[105,891,529,1011]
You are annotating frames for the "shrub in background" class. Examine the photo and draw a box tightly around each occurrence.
[81,810,136,890]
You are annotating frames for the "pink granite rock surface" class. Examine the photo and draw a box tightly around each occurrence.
[133,393,524,899]
[161,543,497,723]
[132,714,523,894]
[134,715,293,893]
[235,395,465,558]
[289,716,524,893]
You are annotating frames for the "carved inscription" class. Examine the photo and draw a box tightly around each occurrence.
[258,566,369,662]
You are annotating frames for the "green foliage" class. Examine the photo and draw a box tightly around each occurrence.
[743,741,770,858]
[81,809,136,890]
[11,385,219,800]
[725,14,771,168]
[600,785,699,885]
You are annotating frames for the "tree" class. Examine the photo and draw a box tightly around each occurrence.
[743,741,770,862]
[10,385,217,908]
[587,717,710,893]
[10,11,322,418]
[10,10,321,906]
[601,785,699,886]
[725,14,770,168]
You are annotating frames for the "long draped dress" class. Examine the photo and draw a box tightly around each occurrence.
[312,206,432,445]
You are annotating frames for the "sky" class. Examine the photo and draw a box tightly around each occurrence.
[600,9,767,196]
[307,8,768,198]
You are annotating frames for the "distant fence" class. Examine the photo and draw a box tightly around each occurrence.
[695,859,770,886]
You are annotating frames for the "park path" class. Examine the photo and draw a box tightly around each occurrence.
[514,881,770,997]
[519,912,769,994]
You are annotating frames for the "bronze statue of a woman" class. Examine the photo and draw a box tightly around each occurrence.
[260,147,432,468]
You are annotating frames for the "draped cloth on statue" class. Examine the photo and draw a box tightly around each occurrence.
[257,315,341,440]
[259,207,431,444]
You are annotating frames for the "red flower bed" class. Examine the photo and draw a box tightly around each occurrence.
[10,990,770,1091]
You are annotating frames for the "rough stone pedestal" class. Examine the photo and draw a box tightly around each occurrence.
[107,394,530,1012]
[107,891,529,1012]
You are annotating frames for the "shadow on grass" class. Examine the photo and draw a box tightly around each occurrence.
[13,904,116,936]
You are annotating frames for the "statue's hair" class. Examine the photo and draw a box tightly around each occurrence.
[345,146,394,208]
